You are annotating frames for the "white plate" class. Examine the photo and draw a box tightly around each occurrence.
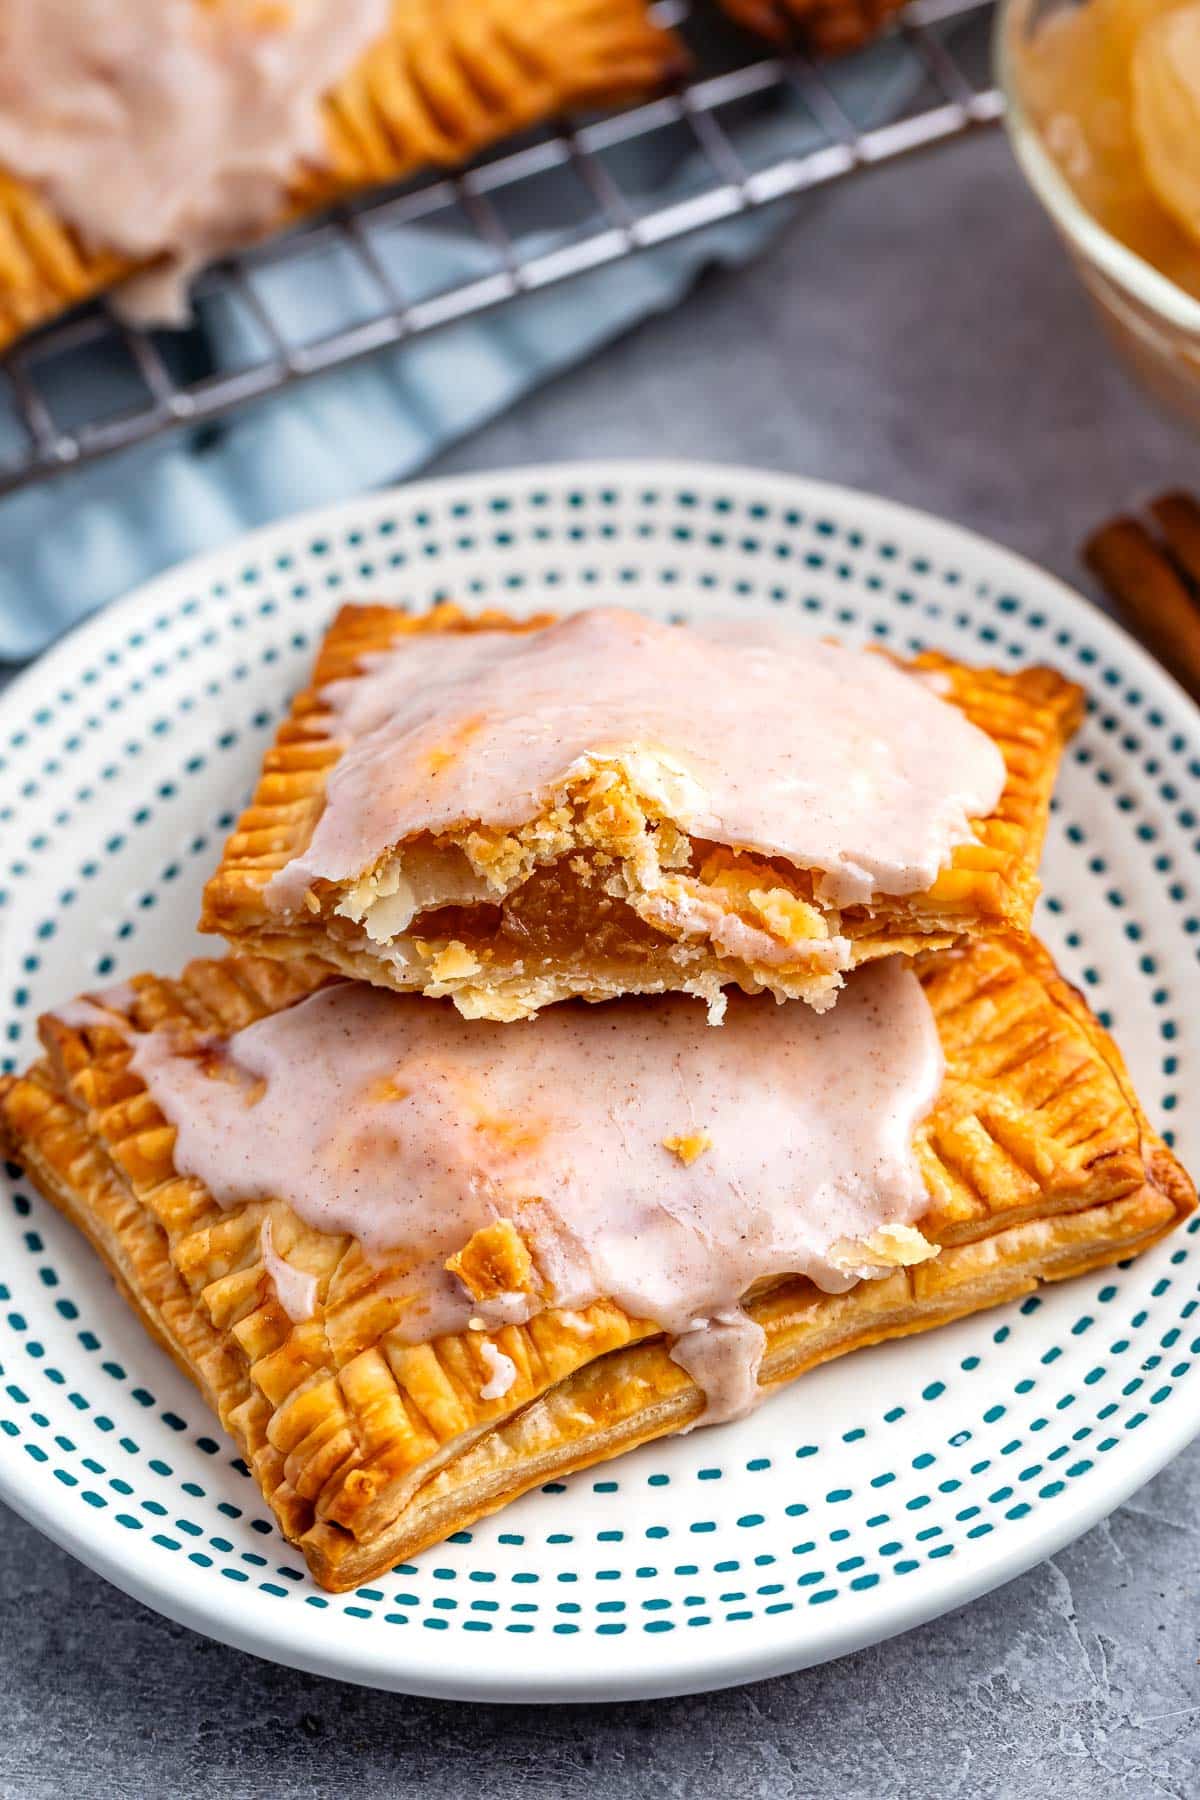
[1,462,1197,1702]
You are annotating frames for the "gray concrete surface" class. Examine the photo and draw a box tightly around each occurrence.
[3,125,1200,1799]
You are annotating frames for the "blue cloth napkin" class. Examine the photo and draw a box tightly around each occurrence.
[0,31,929,661]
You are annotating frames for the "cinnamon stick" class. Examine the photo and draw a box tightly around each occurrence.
[1150,490,1200,591]
[1084,515,1200,704]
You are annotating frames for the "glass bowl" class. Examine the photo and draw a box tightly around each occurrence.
[995,0,1200,431]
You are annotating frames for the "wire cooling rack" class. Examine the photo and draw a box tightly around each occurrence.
[0,0,999,499]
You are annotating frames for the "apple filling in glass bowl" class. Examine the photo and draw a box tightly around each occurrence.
[999,0,1200,426]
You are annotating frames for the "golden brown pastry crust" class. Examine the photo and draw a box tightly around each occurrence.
[719,0,908,56]
[0,0,684,351]
[199,602,1086,1019]
[1,934,1190,1590]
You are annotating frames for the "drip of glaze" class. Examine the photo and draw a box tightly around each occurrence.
[478,1339,518,1402]
[122,961,943,1426]
[259,1217,317,1324]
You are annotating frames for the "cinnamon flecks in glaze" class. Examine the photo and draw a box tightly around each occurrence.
[269,608,1005,911]
[125,961,943,1424]
[247,607,1010,1019]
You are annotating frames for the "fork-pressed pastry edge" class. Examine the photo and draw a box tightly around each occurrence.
[0,0,684,352]
[199,601,1087,1020]
[1,934,1191,1590]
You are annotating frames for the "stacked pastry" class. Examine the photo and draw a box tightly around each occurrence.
[3,602,1193,1591]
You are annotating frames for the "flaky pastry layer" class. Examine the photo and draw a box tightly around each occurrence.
[1,935,1190,1590]
[0,0,682,351]
[200,602,1086,1020]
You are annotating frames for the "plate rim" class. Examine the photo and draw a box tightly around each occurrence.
[2,457,1198,1703]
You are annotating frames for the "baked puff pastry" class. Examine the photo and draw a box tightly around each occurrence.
[200,602,1085,1022]
[0,0,683,352]
[1,935,1191,1591]
[719,0,908,55]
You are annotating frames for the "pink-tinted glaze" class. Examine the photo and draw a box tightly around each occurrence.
[53,988,138,1032]
[268,608,1005,913]
[477,1338,518,1401]
[126,961,942,1424]
[259,1217,318,1324]
[0,0,388,322]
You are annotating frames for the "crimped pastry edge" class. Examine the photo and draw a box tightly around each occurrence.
[2,930,1193,1588]
[7,1108,1182,1591]
[0,0,685,350]
[199,602,1087,1017]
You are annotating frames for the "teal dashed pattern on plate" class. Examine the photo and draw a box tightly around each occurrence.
[1,464,1198,1700]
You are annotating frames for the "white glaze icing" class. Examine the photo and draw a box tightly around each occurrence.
[126,961,943,1425]
[478,1339,518,1402]
[53,990,137,1032]
[267,608,1006,915]
[0,0,388,321]
[259,1217,318,1324]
